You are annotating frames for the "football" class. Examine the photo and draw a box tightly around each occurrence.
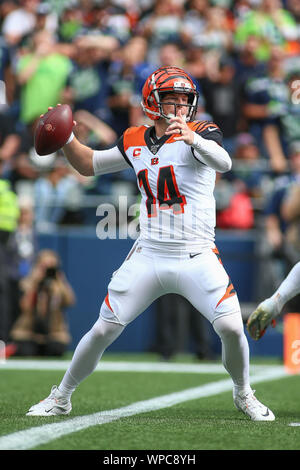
[34,104,73,156]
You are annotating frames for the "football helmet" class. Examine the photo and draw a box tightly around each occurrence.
[141,66,199,122]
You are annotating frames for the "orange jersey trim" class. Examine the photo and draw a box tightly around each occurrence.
[123,126,147,152]
[190,120,220,133]
[122,121,220,149]
[165,122,198,143]
[166,121,220,143]
[165,134,179,144]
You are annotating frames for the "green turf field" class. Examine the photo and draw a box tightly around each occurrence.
[0,354,299,451]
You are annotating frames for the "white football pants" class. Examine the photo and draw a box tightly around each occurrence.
[59,242,250,396]
[100,242,241,325]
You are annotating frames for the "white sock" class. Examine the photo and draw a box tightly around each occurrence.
[58,317,124,399]
[213,312,251,396]
[271,261,300,314]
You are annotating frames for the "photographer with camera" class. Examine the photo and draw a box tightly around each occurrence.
[10,249,75,356]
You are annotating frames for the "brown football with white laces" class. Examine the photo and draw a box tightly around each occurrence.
[34,104,73,156]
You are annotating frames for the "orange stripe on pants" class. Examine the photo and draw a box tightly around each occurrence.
[105,293,114,313]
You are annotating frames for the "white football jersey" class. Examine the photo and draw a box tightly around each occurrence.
[117,121,224,250]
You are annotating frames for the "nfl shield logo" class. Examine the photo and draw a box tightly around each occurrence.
[150,144,159,154]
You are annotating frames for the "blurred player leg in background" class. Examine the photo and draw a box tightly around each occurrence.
[154,294,214,361]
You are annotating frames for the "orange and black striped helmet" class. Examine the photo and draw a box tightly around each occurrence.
[141,66,199,122]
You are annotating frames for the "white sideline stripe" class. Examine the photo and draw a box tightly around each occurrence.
[289,423,300,427]
[0,367,287,450]
[0,359,286,375]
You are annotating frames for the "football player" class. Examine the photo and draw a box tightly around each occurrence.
[27,66,274,421]
[248,261,300,340]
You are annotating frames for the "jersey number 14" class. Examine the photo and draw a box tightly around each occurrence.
[138,165,187,217]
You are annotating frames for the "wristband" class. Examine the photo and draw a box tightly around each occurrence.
[66,132,74,145]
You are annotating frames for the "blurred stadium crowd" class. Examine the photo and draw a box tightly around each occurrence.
[1,0,300,352]
[0,0,299,227]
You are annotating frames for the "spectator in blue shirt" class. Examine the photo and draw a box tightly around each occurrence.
[242,46,290,172]
[263,68,300,172]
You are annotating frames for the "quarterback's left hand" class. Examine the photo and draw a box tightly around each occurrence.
[165,111,194,145]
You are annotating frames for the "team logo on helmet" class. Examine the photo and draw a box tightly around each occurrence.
[141,67,199,122]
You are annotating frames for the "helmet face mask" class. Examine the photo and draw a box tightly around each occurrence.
[158,93,194,123]
[142,67,199,122]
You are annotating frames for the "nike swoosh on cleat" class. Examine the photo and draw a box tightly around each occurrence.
[45,408,54,413]
[262,409,270,417]
[207,127,216,132]
[189,253,201,258]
